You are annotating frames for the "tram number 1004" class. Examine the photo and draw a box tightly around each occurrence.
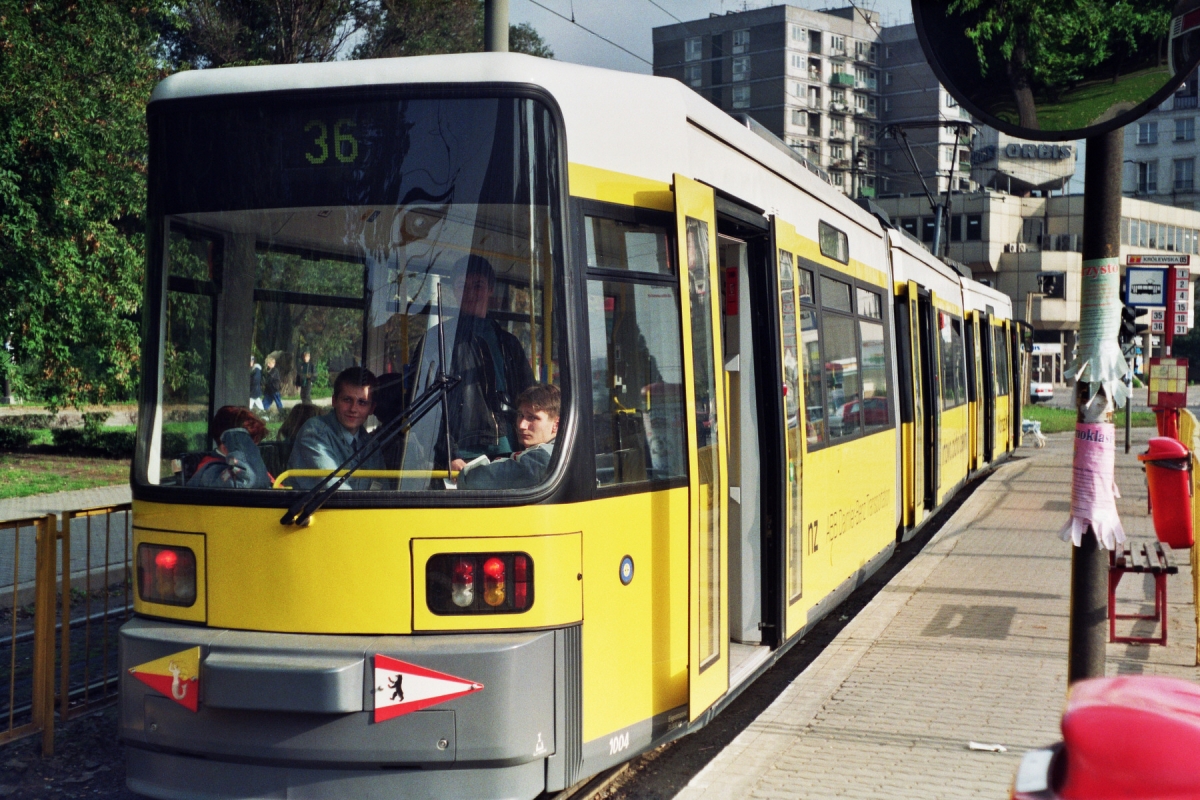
[302,118,359,166]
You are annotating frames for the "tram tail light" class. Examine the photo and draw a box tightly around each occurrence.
[426,552,533,615]
[137,544,197,606]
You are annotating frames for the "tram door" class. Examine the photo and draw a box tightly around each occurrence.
[903,282,925,527]
[675,175,730,722]
[981,315,996,463]
[917,291,939,510]
[966,312,984,471]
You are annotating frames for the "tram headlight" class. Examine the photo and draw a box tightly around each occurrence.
[137,544,197,606]
[451,557,475,608]
[426,553,533,615]
[482,557,505,606]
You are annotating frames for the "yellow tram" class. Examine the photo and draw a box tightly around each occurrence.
[121,53,1023,799]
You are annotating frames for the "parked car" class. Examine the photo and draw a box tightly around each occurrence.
[1030,381,1054,403]
[1012,675,1200,799]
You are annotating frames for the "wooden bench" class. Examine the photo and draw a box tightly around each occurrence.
[1108,541,1179,646]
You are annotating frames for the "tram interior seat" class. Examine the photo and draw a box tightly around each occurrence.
[594,411,650,485]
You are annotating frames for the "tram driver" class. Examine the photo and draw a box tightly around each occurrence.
[414,254,535,466]
[451,384,559,489]
[287,366,385,489]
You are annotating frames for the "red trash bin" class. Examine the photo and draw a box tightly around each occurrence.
[1138,437,1194,549]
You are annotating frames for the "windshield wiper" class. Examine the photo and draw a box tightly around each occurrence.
[280,286,459,527]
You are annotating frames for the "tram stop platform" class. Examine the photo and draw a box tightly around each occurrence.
[677,428,1200,799]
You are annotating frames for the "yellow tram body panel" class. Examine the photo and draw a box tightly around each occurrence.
[788,428,896,639]
[937,404,970,504]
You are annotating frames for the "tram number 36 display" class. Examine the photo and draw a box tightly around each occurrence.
[303,118,359,165]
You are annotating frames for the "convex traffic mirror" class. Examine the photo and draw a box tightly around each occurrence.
[912,0,1200,140]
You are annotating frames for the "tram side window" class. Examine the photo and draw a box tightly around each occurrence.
[993,325,1011,395]
[163,226,220,457]
[821,277,861,438]
[797,268,825,445]
[938,311,967,409]
[585,213,686,488]
[857,287,890,433]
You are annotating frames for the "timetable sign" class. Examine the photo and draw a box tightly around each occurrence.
[1151,307,1166,333]
[1148,357,1189,409]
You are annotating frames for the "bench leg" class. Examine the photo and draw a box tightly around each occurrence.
[1109,567,1169,645]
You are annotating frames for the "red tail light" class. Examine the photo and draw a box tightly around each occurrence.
[137,544,197,607]
[426,553,533,615]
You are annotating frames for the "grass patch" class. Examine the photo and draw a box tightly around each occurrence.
[1023,403,1158,434]
[0,453,129,500]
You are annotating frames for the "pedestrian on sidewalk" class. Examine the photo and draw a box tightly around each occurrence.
[264,356,284,414]
[249,356,264,411]
[297,350,316,405]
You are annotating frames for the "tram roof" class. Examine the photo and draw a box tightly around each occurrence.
[150,53,884,239]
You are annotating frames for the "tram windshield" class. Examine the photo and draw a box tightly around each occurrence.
[136,94,565,494]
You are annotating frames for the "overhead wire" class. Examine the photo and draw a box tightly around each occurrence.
[521,0,653,66]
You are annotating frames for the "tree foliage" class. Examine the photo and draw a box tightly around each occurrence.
[0,1,165,409]
[354,0,554,59]
[159,0,375,67]
[946,0,1172,128]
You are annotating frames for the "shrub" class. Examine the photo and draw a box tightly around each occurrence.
[0,413,54,430]
[51,427,134,458]
[0,426,35,451]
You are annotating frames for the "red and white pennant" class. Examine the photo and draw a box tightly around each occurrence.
[372,655,484,723]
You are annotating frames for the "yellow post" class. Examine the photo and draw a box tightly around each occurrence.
[31,514,57,756]
[1180,410,1200,666]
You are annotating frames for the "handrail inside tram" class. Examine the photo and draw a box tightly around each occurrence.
[272,469,458,489]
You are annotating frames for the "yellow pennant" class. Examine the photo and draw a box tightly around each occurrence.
[128,646,201,712]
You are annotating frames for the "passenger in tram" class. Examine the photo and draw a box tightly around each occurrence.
[287,366,385,490]
[187,406,271,489]
[278,402,322,442]
[417,254,535,463]
[451,384,559,489]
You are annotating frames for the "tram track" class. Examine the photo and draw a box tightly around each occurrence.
[546,464,999,800]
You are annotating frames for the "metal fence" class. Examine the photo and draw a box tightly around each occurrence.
[0,503,132,755]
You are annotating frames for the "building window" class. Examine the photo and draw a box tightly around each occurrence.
[855,92,867,110]
[684,37,702,62]
[791,53,804,69]
[867,96,876,114]
[791,25,804,43]
[1138,161,1158,193]
[831,144,845,160]
[831,116,845,135]
[830,35,845,53]
[807,140,821,160]
[831,88,846,104]
[732,85,750,109]
[808,115,821,137]
[950,214,963,241]
[791,108,806,127]
[945,93,958,108]
[791,80,803,97]
[808,86,821,107]
[684,64,701,87]
[966,214,982,240]
[1177,117,1196,141]
[1176,158,1195,192]
[732,29,749,54]
[809,31,822,54]
[884,97,892,112]
[1120,217,1130,245]
[921,217,936,243]
[885,46,892,59]
[900,218,917,236]
[883,150,893,165]
[732,56,750,81]
[885,71,892,85]
[832,172,844,186]
[1137,121,1158,144]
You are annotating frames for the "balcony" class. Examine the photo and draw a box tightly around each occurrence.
[829,102,850,114]
[808,69,821,81]
[857,78,878,92]
[854,48,877,65]
[830,72,855,87]
[1176,95,1199,110]
[829,158,850,170]
[853,106,876,119]
[829,130,846,141]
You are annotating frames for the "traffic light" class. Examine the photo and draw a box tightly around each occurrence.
[1119,304,1149,360]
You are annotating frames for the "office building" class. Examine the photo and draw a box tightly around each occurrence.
[1123,69,1200,209]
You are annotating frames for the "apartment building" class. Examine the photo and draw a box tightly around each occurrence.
[652,5,884,196]
[1123,69,1200,209]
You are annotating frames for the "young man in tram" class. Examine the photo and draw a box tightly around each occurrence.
[451,383,559,489]
[286,366,385,489]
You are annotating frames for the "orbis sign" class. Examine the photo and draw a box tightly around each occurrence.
[972,143,1074,165]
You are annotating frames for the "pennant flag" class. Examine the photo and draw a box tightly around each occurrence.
[373,655,483,723]
[129,647,201,712]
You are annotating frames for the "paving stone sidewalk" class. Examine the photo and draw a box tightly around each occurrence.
[0,484,131,523]
[678,428,1198,799]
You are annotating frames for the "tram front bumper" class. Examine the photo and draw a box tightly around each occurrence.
[119,617,558,799]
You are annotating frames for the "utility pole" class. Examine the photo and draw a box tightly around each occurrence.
[485,0,509,53]
[1067,127,1125,684]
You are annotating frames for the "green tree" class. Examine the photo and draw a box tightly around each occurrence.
[946,0,1172,129]
[0,1,165,409]
[356,0,554,59]
[160,0,375,68]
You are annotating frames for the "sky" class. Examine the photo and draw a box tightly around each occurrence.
[508,0,1089,191]
[509,0,914,74]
